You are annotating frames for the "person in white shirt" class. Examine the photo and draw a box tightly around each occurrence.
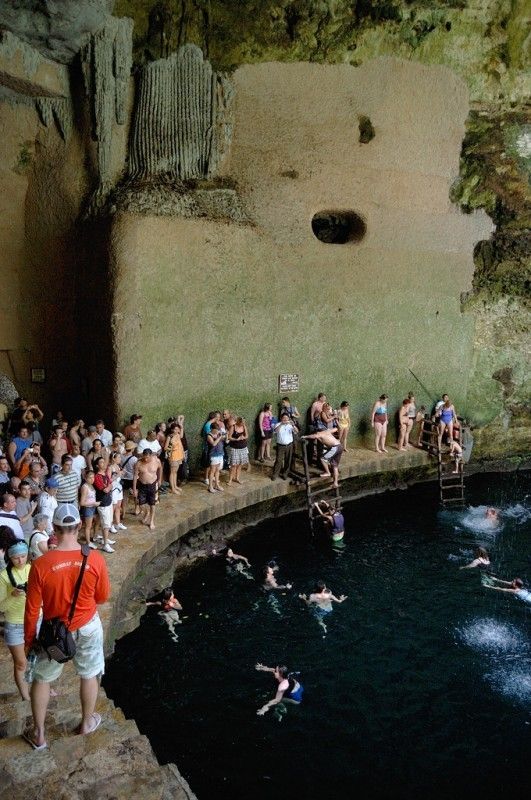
[36,478,59,533]
[69,443,87,480]
[95,420,113,448]
[271,413,297,481]
[28,514,51,560]
[136,430,162,456]
[0,493,24,539]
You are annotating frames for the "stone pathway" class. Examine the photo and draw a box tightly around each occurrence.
[0,446,430,798]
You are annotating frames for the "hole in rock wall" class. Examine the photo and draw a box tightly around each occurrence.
[311,211,367,244]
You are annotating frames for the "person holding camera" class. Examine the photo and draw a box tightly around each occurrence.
[13,441,47,480]
[0,540,33,700]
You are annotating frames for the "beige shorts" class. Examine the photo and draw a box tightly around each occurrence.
[32,614,104,683]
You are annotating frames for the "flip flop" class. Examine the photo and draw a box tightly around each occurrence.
[82,712,102,736]
[23,732,47,751]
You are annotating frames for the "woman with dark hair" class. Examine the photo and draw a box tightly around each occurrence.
[255,663,304,715]
[164,422,184,495]
[146,587,183,642]
[371,394,389,454]
[85,439,109,472]
[460,547,490,569]
[397,398,411,451]
[262,561,292,590]
[0,524,18,568]
[206,423,225,493]
[258,403,274,462]
[227,417,249,486]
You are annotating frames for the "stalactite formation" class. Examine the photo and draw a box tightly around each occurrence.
[128,44,233,182]
[80,16,133,213]
[35,96,73,140]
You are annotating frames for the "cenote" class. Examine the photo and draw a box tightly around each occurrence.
[104,473,531,800]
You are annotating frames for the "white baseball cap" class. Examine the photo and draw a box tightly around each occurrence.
[53,503,81,527]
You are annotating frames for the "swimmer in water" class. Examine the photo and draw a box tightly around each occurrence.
[483,576,531,604]
[459,546,490,569]
[262,561,292,590]
[299,580,347,632]
[485,508,499,521]
[212,545,251,567]
[313,501,345,542]
[255,663,303,715]
[146,587,183,641]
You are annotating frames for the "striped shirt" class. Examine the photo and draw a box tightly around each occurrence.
[55,470,81,504]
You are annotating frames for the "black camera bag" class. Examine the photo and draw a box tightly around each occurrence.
[38,544,90,664]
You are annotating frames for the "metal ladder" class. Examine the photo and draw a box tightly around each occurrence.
[299,439,342,534]
[418,417,465,505]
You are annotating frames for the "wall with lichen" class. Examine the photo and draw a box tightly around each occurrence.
[110,57,499,460]
[0,91,87,410]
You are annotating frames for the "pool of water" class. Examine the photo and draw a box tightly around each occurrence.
[104,473,531,800]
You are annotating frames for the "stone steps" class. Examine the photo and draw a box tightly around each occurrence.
[0,686,119,738]
[0,708,192,799]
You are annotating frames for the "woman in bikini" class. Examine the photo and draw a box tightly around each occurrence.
[165,422,184,495]
[371,394,389,453]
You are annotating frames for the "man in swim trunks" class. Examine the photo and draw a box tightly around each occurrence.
[299,581,347,612]
[132,449,162,530]
[301,429,343,487]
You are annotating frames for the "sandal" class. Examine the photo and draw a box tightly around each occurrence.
[23,731,47,751]
[79,712,102,736]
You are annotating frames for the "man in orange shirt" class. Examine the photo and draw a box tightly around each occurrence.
[24,503,110,750]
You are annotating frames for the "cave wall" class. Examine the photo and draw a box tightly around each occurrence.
[110,57,495,458]
[0,87,86,411]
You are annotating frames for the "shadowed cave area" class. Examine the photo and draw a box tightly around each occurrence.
[311,210,367,244]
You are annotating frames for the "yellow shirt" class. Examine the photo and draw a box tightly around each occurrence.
[0,563,31,624]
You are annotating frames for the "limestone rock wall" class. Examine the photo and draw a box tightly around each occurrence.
[0,89,89,411]
[128,43,233,181]
[110,58,497,462]
[80,16,133,211]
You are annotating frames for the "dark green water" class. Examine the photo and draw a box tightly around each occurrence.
[104,473,531,800]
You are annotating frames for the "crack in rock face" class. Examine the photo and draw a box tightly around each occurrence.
[0,0,115,63]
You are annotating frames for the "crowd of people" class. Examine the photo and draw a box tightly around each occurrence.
[0,390,464,562]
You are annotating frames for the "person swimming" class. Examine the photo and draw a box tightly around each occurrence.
[459,547,490,569]
[299,580,347,632]
[211,545,253,579]
[255,663,303,715]
[483,576,531,604]
[146,587,183,641]
[262,561,292,590]
[485,508,499,521]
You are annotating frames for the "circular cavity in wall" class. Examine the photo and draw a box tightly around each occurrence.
[311,210,366,244]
